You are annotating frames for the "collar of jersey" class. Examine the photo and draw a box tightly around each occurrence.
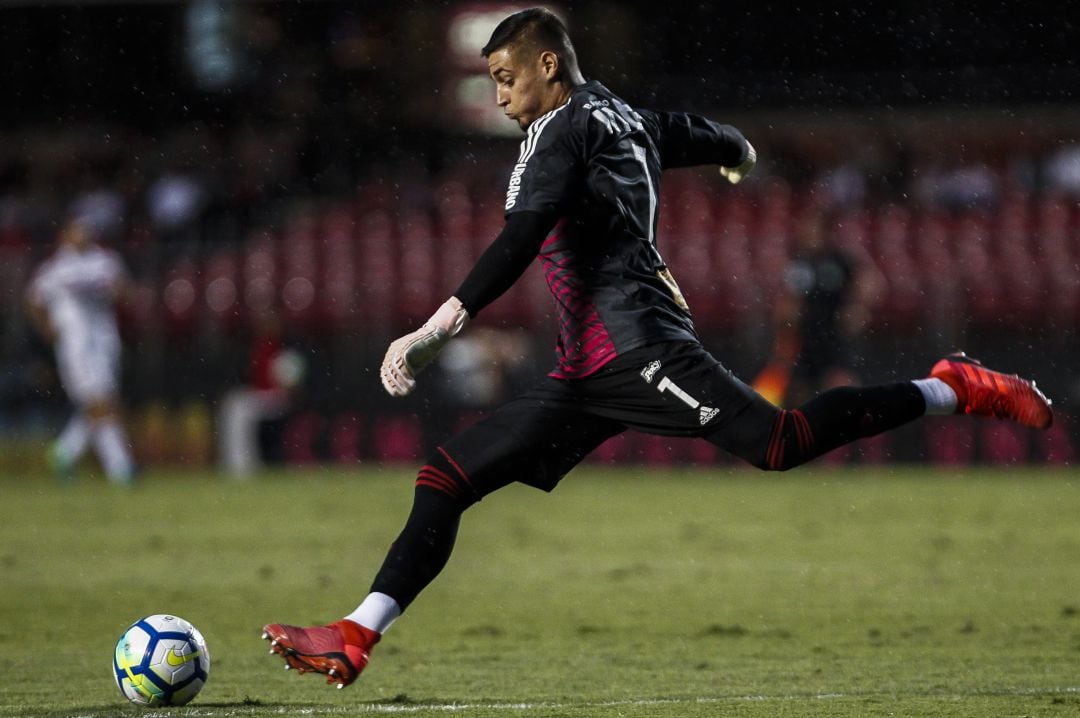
[525,93,574,132]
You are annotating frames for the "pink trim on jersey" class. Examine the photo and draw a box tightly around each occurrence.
[539,220,618,379]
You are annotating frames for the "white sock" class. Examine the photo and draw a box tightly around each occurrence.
[345,592,401,634]
[913,378,957,415]
[92,419,136,483]
[56,415,91,464]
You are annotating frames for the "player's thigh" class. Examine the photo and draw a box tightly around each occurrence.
[601,342,770,434]
[440,394,624,497]
[609,342,779,459]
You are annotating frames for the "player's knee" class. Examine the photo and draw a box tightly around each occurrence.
[415,449,478,508]
[84,399,117,421]
[751,408,813,472]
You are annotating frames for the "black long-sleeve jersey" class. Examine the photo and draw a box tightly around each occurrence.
[457,80,749,379]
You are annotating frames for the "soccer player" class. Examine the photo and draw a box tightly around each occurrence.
[754,208,885,407]
[263,8,1052,687]
[26,214,137,486]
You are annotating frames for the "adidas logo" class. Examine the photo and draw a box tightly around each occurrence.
[699,406,719,425]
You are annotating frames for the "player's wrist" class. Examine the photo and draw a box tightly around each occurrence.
[426,297,470,337]
[380,298,470,397]
[720,140,756,184]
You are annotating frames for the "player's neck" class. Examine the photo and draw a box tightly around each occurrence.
[552,78,583,109]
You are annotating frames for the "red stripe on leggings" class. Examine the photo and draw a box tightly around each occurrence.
[791,409,814,455]
[416,466,460,499]
[766,410,787,470]
[437,446,473,488]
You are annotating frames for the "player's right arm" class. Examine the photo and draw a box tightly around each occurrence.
[380,210,556,397]
[639,109,756,183]
[383,100,577,397]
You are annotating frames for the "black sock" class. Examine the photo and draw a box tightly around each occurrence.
[369,485,467,610]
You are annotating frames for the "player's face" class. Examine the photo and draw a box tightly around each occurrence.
[60,220,92,250]
[487,45,558,131]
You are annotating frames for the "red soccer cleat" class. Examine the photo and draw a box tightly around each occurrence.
[262,619,380,689]
[930,352,1053,429]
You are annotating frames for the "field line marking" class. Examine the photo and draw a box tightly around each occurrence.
[126,685,1080,716]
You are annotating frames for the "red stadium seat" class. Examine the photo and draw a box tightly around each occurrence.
[590,433,631,465]
[953,213,1001,324]
[321,211,358,329]
[980,422,1029,465]
[396,211,439,326]
[1039,416,1076,465]
[856,432,890,465]
[355,211,397,331]
[203,248,240,331]
[910,212,959,329]
[280,214,321,331]
[637,433,680,466]
[873,244,921,329]
[371,414,423,463]
[925,418,976,466]
[685,438,721,465]
[329,412,363,464]
[242,229,279,318]
[436,183,478,300]
[284,411,325,465]
[161,257,201,337]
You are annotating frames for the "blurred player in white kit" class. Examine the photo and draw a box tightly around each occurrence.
[25,215,137,485]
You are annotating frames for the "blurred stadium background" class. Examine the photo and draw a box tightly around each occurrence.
[1,0,1077,474]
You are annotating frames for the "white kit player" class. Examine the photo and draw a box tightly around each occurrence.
[26,216,137,485]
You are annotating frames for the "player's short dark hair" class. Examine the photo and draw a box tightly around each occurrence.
[481,7,579,76]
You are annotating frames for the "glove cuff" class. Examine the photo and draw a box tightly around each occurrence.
[428,297,469,337]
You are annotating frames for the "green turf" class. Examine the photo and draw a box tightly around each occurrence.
[1,463,1079,717]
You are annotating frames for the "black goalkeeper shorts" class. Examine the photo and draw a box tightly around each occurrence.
[438,341,777,496]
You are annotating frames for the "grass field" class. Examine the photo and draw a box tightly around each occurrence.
[2,463,1079,717]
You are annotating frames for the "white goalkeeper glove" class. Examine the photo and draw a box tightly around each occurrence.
[719,141,756,184]
[380,297,469,397]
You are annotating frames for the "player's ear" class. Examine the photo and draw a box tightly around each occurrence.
[540,50,560,80]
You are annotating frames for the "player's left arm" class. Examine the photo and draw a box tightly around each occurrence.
[639,109,756,183]
[380,210,556,397]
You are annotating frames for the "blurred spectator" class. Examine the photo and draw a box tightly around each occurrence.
[813,163,867,208]
[418,328,532,452]
[914,163,999,210]
[147,169,209,243]
[217,310,305,477]
[1043,144,1080,196]
[754,208,884,407]
[25,214,137,485]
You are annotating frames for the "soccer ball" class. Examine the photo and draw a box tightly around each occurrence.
[113,614,210,706]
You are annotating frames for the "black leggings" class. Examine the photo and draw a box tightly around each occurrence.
[369,344,927,609]
[711,383,926,471]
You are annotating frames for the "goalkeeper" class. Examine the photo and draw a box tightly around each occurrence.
[264,7,1053,687]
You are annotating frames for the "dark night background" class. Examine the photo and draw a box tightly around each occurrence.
[0,1,1076,468]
